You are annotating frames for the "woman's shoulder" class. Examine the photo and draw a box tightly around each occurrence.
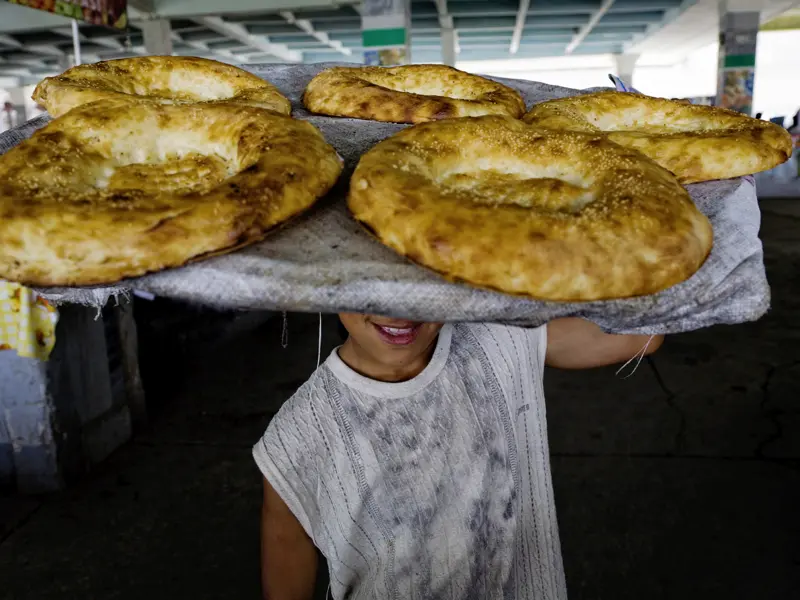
[449,322,548,386]
[254,366,345,490]
[456,322,546,359]
[266,366,340,434]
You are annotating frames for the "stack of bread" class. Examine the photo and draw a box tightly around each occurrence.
[0,57,791,305]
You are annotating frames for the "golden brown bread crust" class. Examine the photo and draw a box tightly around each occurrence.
[32,56,291,118]
[348,116,713,301]
[0,99,341,286]
[303,64,525,123]
[523,91,792,183]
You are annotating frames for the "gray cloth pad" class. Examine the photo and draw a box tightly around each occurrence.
[0,63,768,334]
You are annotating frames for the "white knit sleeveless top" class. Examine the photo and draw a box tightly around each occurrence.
[254,323,567,600]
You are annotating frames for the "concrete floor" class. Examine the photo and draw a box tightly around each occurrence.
[2,198,800,600]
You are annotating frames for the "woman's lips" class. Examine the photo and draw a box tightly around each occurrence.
[372,322,422,346]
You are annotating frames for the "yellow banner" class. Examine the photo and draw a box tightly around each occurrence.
[0,281,58,361]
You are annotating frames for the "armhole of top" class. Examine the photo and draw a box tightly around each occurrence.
[538,323,548,374]
[253,438,316,541]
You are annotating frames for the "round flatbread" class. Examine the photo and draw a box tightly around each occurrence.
[303,64,525,123]
[523,91,792,183]
[348,116,713,301]
[0,99,341,286]
[32,56,291,118]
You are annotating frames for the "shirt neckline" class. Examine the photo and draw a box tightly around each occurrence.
[325,324,453,399]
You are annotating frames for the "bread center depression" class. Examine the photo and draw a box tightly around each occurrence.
[73,104,245,197]
[437,163,594,212]
[89,129,238,196]
[402,124,597,213]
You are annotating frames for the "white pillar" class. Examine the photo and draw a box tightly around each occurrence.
[7,87,28,123]
[613,53,639,87]
[441,27,456,66]
[58,54,72,72]
[361,0,410,65]
[71,19,81,65]
[715,0,761,114]
[141,19,173,56]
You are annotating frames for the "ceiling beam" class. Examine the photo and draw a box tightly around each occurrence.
[26,44,66,57]
[171,33,246,63]
[761,0,800,22]
[192,16,301,62]
[172,32,210,54]
[279,11,352,56]
[129,19,246,64]
[2,69,32,80]
[155,0,357,19]
[0,34,22,49]
[565,0,615,54]
[509,0,531,54]
[2,53,47,67]
[51,27,126,51]
[237,52,279,62]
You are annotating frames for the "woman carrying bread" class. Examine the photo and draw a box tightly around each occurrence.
[254,313,661,600]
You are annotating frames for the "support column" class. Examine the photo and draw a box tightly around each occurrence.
[0,303,144,493]
[440,27,456,67]
[612,53,639,87]
[58,54,73,72]
[71,19,82,65]
[434,0,455,66]
[361,0,410,66]
[0,355,58,491]
[715,0,761,115]
[6,87,27,127]
[141,18,173,56]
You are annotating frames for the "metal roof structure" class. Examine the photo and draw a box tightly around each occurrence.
[225,0,698,63]
[0,0,694,82]
[0,0,796,85]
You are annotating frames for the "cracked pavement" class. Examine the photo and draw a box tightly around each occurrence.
[1,199,800,600]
